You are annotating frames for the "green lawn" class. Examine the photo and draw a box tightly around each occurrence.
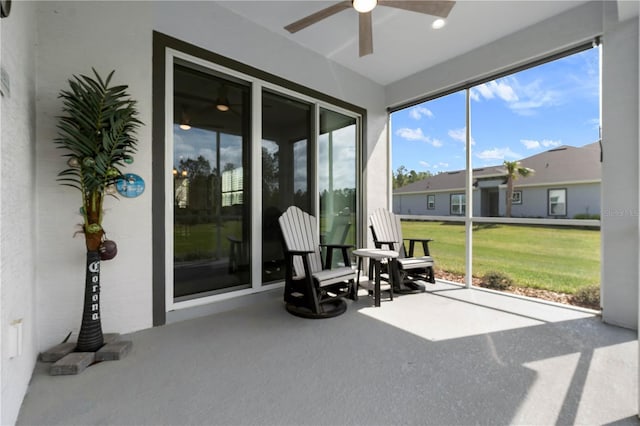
[174,220,244,261]
[401,221,600,294]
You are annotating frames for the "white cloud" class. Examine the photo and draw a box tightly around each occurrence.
[521,138,562,150]
[395,128,442,147]
[476,147,520,161]
[409,106,434,120]
[521,139,540,149]
[541,139,561,148]
[435,162,449,169]
[508,79,561,116]
[448,127,475,145]
[472,80,518,102]
[419,161,430,168]
[471,76,561,116]
[396,127,428,142]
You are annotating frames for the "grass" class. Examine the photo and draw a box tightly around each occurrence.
[401,221,600,294]
[174,220,243,261]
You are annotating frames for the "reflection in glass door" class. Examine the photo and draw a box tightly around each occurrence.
[261,91,312,283]
[172,63,251,300]
[319,108,357,266]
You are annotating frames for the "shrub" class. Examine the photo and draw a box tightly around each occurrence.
[572,284,600,308]
[482,271,513,290]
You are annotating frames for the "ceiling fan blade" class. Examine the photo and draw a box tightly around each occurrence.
[284,1,352,33]
[378,0,456,18]
[359,12,373,57]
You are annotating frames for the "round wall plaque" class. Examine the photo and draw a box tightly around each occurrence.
[116,173,145,198]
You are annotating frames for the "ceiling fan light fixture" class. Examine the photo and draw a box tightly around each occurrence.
[431,18,446,29]
[216,98,230,112]
[179,108,191,130]
[353,0,377,14]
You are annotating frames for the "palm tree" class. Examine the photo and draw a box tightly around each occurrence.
[503,160,534,218]
[55,69,141,352]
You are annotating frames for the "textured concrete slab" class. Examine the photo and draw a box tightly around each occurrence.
[17,287,637,425]
[95,341,132,361]
[103,333,120,344]
[39,342,76,363]
[50,352,95,376]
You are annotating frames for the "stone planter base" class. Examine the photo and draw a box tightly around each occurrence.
[40,333,132,376]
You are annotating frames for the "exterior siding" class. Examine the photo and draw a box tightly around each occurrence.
[394,183,601,218]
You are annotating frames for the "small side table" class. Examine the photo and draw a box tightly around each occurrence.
[352,249,399,307]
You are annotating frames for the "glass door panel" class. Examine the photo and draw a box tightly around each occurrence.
[319,108,357,266]
[173,63,251,300]
[261,90,312,283]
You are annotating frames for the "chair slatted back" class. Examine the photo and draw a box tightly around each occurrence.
[370,208,406,257]
[279,206,324,277]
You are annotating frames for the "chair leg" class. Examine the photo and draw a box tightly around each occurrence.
[308,279,322,314]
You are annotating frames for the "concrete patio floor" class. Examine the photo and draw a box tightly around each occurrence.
[17,281,639,425]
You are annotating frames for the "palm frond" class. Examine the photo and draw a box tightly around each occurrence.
[54,69,142,227]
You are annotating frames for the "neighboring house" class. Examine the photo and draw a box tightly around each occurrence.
[393,142,601,218]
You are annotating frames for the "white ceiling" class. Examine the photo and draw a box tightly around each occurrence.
[216,1,595,86]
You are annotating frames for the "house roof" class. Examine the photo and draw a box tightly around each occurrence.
[395,142,601,194]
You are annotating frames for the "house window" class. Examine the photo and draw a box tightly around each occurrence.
[427,194,435,210]
[548,189,567,216]
[450,193,465,215]
[512,190,522,205]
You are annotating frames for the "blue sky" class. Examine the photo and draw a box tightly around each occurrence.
[390,47,600,174]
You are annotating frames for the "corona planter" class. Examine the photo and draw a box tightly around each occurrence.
[76,252,103,352]
[54,69,141,352]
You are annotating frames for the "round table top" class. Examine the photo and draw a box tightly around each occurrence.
[352,248,399,259]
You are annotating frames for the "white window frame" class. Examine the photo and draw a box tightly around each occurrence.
[427,194,435,210]
[512,190,522,205]
[450,193,466,216]
[548,188,567,216]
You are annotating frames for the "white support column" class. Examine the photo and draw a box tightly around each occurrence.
[465,88,473,289]
[251,82,263,289]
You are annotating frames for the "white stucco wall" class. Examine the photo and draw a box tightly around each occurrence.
[387,1,639,329]
[34,1,387,352]
[1,2,37,425]
[35,1,154,353]
[600,13,639,329]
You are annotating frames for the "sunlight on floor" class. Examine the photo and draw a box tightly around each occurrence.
[356,282,594,342]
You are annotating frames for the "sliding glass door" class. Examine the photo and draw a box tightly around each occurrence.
[318,108,357,266]
[160,46,363,313]
[261,90,312,283]
[172,62,251,300]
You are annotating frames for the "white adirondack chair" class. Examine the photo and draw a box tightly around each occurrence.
[369,208,435,292]
[278,206,355,318]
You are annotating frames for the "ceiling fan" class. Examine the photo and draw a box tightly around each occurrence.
[284,0,456,57]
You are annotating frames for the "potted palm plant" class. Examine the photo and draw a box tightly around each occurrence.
[55,69,141,352]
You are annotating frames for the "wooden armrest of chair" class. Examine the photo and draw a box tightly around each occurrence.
[288,249,314,256]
